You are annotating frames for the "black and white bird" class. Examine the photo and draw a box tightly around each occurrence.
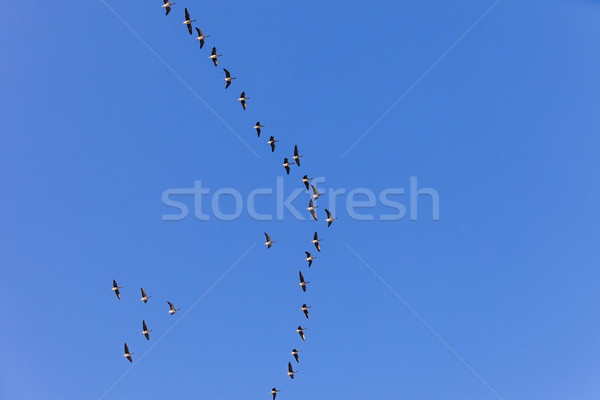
[254,122,264,137]
[139,287,151,303]
[291,348,301,363]
[270,388,281,400]
[282,158,292,175]
[311,232,322,252]
[167,301,180,315]
[292,145,303,166]
[112,280,122,300]
[123,342,134,363]
[304,251,316,267]
[311,184,324,200]
[141,320,152,341]
[296,326,307,341]
[306,199,318,221]
[162,0,175,16]
[287,362,297,379]
[298,270,310,292]
[301,304,311,319]
[325,209,338,227]
[237,92,249,110]
[268,136,279,152]
[182,8,196,34]
[209,47,222,66]
[264,232,275,249]
[223,68,235,89]
[195,28,209,48]
[301,175,312,190]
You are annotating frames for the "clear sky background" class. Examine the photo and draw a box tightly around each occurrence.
[2,0,600,399]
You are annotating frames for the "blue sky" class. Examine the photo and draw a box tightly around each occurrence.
[2,0,600,399]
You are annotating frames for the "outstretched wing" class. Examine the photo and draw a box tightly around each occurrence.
[185,8,190,20]
[311,184,318,195]
[223,68,230,78]
[168,301,174,310]
[310,209,317,221]
[264,232,270,241]
[187,23,192,35]
[299,270,304,282]
[165,6,171,16]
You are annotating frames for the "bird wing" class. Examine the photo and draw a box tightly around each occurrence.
[328,220,332,227]
[304,309,309,318]
[264,232,270,241]
[185,8,190,20]
[115,289,120,299]
[294,145,298,157]
[124,343,129,353]
[294,353,299,362]
[241,100,246,110]
[241,91,245,97]
[256,127,261,137]
[288,362,293,372]
[223,68,230,78]
[308,259,312,267]
[311,185,318,195]
[168,301,174,309]
[299,271,304,282]
[270,141,275,152]
[304,181,309,190]
[310,209,317,221]
[285,165,289,174]
[163,0,168,3]
[141,287,146,297]
[212,47,216,56]
[196,27,201,35]
[199,38,204,49]
[187,23,192,34]
[165,6,171,16]
[314,232,318,240]
[316,242,321,252]
[325,209,332,218]
[113,279,118,287]
[225,80,231,89]
[143,320,147,330]
[309,199,314,208]
[212,57,218,66]
[145,333,150,340]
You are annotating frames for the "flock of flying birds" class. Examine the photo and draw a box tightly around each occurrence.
[109,3,338,398]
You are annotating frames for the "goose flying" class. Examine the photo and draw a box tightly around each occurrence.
[254,122,264,137]
[291,348,301,363]
[301,175,312,190]
[209,47,222,66]
[306,199,318,221]
[139,287,151,303]
[223,68,235,89]
[141,320,152,340]
[270,388,281,400]
[301,304,311,319]
[237,91,249,110]
[264,232,275,249]
[112,279,122,300]
[296,326,307,341]
[304,251,316,267]
[311,232,322,252]
[287,362,297,379]
[182,8,196,35]
[292,145,303,166]
[123,342,134,363]
[298,270,310,292]
[325,208,338,227]
[311,184,324,200]
[195,28,209,48]
[167,301,180,315]
[162,0,175,16]
[268,136,279,152]
[282,158,292,175]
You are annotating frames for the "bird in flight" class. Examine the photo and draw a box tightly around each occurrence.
[287,362,297,379]
[195,28,209,49]
[112,280,122,300]
[304,251,316,267]
[268,136,279,152]
[209,47,222,66]
[167,301,180,315]
[311,232,322,252]
[282,158,292,175]
[123,342,134,363]
[237,92,249,110]
[325,209,338,227]
[292,145,303,166]
[306,199,318,221]
[291,348,301,363]
[264,232,275,249]
[270,388,281,400]
[141,320,152,340]
[311,184,324,200]
[162,0,175,16]
[296,326,307,341]
[298,270,310,292]
[301,175,312,190]
[139,287,151,303]
[223,68,236,89]
[301,304,311,319]
[182,8,196,35]
[254,122,264,137]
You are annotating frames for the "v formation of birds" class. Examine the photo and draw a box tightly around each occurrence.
[110,3,338,398]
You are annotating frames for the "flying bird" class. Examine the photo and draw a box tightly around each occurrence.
[254,122,264,137]
[195,28,209,48]
[237,91,249,110]
[270,388,281,400]
[292,145,303,166]
[311,232,322,252]
[301,304,311,319]
[162,0,175,16]
[301,175,312,190]
[264,232,275,249]
[112,280,122,300]
[282,158,292,175]
[141,320,152,340]
[304,251,316,267]
[182,8,196,35]
[298,270,310,292]
[167,301,180,315]
[123,342,134,363]
[296,326,307,341]
[325,209,338,227]
[306,199,318,221]
[287,362,297,379]
[139,287,151,303]
[268,136,279,152]
[311,184,324,200]
[291,348,301,363]
[209,47,222,66]
[223,68,235,89]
